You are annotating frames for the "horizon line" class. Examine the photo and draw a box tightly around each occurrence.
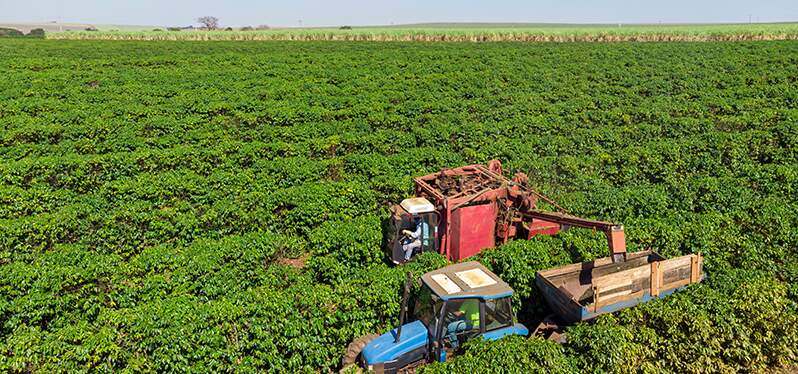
[3,20,798,30]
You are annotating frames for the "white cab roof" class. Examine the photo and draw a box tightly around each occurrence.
[421,261,513,300]
[400,197,435,214]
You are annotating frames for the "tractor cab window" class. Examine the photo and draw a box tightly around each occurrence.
[414,286,441,334]
[484,297,513,331]
[440,298,480,349]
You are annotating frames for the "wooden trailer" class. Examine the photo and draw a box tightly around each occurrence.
[536,251,704,323]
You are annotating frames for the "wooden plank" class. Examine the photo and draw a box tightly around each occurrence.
[595,280,634,299]
[538,250,654,278]
[594,289,646,310]
[592,285,599,313]
[650,261,660,297]
[557,285,575,299]
[593,264,650,291]
[597,284,633,300]
[660,255,693,272]
[662,267,689,285]
[547,286,581,322]
[538,261,590,278]
[593,256,615,268]
[690,254,700,283]
[661,278,691,291]
[591,256,652,279]
[659,254,704,287]
[623,250,653,260]
[537,274,581,309]
[596,278,648,300]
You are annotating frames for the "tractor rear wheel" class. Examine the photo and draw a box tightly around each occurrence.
[340,333,380,373]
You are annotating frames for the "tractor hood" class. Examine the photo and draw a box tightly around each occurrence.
[362,320,429,365]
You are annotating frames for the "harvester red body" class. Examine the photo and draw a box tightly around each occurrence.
[387,160,626,264]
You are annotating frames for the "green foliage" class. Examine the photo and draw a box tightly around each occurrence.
[421,336,576,374]
[565,315,654,373]
[0,39,797,372]
[475,237,572,320]
[307,215,384,283]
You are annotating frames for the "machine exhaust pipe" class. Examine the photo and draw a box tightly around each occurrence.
[395,272,413,343]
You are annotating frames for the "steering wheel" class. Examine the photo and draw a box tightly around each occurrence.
[399,232,411,244]
[446,311,462,322]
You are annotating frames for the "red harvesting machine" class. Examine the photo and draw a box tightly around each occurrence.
[387,160,627,264]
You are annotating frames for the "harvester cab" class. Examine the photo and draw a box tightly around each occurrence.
[344,262,528,373]
[387,197,440,264]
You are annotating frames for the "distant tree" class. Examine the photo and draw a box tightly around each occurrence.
[27,28,45,38]
[240,26,254,31]
[256,24,270,30]
[152,28,163,32]
[339,25,352,30]
[197,16,219,30]
[84,27,98,32]
[167,27,182,31]
[224,27,233,31]
[0,28,24,37]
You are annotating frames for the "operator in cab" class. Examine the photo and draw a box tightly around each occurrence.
[445,299,480,347]
[401,216,428,262]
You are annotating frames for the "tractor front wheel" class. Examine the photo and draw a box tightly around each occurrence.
[340,333,380,373]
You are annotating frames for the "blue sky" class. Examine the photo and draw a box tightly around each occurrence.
[1,0,796,27]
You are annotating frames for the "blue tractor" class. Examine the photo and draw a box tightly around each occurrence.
[341,261,529,373]
[342,255,705,373]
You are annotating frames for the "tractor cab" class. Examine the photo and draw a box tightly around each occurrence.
[386,197,440,264]
[358,262,528,373]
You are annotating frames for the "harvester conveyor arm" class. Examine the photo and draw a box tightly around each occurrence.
[519,210,627,257]
[520,210,619,230]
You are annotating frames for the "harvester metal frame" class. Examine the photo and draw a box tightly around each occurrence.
[388,160,629,264]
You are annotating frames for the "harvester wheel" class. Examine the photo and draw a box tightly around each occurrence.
[340,333,380,373]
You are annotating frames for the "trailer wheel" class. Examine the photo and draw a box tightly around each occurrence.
[340,333,380,373]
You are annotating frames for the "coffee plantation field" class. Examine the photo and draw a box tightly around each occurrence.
[1,39,797,372]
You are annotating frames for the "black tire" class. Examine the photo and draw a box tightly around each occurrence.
[340,333,380,373]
